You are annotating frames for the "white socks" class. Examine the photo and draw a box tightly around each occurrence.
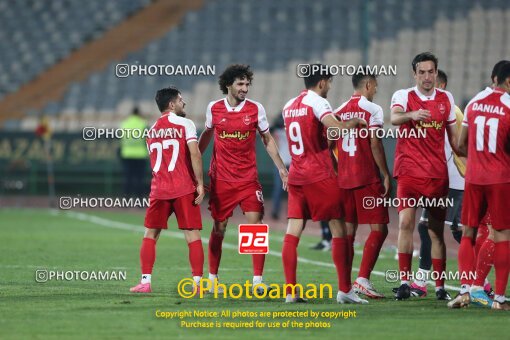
[141,274,151,284]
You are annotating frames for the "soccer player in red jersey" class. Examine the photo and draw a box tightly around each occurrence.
[455,62,510,310]
[130,86,205,294]
[198,64,288,293]
[334,69,391,299]
[282,64,367,304]
[390,52,460,300]
[448,60,509,308]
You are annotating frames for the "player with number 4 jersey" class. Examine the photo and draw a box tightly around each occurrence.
[281,64,367,304]
[130,86,205,295]
[334,69,390,299]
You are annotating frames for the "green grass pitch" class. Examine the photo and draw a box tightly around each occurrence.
[0,208,508,339]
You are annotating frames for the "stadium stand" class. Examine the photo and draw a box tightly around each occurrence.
[1,0,509,130]
[0,0,151,98]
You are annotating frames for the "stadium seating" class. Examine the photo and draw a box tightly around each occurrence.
[2,0,509,130]
[0,0,151,99]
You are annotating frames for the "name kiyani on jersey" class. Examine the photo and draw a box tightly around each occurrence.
[218,130,250,140]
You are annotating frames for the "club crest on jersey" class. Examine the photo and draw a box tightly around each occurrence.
[243,115,251,125]
[438,103,446,115]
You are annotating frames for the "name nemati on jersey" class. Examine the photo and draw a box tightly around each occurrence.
[338,111,366,121]
[284,108,307,118]
[472,103,505,115]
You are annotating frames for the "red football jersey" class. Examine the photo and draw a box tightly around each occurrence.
[205,98,269,182]
[334,95,384,188]
[283,89,336,185]
[391,86,456,179]
[463,87,510,185]
[147,112,197,199]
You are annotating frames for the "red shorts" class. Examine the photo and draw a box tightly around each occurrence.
[208,179,264,222]
[288,177,343,221]
[340,182,389,225]
[144,192,202,230]
[396,176,448,220]
[461,182,510,230]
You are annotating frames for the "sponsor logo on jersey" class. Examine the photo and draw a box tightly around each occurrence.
[417,120,444,130]
[218,130,250,140]
[438,103,446,115]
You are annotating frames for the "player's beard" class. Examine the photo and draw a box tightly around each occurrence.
[176,111,186,117]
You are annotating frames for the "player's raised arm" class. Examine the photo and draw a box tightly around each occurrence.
[390,89,430,125]
[321,114,367,130]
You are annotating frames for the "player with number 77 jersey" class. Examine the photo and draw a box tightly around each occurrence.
[281,64,366,304]
[130,86,205,296]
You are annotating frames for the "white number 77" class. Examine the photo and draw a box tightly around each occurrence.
[150,139,179,172]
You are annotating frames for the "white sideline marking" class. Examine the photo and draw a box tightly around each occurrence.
[63,211,459,292]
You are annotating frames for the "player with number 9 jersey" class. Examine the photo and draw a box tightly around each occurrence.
[283,89,342,220]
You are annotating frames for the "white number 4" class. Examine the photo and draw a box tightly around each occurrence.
[341,135,357,157]
[150,139,179,172]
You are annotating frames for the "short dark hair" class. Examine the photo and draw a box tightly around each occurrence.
[412,52,438,72]
[491,60,510,83]
[436,69,448,87]
[352,67,377,89]
[304,64,332,89]
[496,62,510,86]
[155,86,180,112]
[219,64,253,94]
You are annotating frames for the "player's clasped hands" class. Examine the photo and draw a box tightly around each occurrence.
[410,109,431,121]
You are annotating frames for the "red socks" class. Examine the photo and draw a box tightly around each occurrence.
[346,234,354,278]
[398,252,412,281]
[359,231,385,279]
[474,226,489,259]
[432,258,446,287]
[458,236,475,286]
[473,238,495,286]
[282,234,300,294]
[208,231,224,275]
[494,241,510,297]
[140,237,156,274]
[332,237,351,293]
[252,254,265,276]
[188,239,204,277]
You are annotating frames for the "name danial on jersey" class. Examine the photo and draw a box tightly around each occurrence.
[219,130,250,140]
[472,103,505,116]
